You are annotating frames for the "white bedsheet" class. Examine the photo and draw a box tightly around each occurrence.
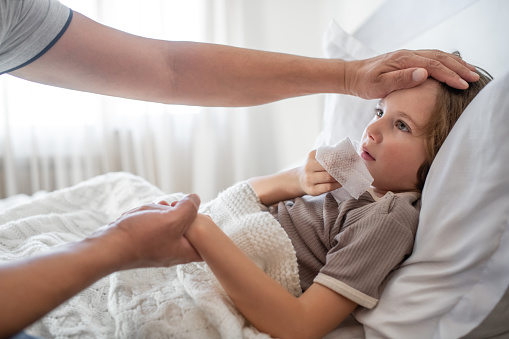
[0,172,301,338]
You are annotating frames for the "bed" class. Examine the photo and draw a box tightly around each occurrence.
[1,75,508,338]
[0,173,305,338]
[1,1,509,338]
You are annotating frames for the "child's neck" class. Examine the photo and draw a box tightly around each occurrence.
[370,186,421,198]
[370,187,388,198]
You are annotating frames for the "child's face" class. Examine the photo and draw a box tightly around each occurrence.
[359,79,438,195]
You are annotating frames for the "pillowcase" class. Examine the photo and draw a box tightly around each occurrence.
[321,20,509,338]
[313,20,378,148]
[357,69,509,338]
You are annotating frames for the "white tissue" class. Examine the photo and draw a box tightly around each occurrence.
[316,137,373,199]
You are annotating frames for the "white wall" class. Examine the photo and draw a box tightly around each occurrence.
[233,0,387,171]
[245,0,509,172]
[401,0,509,78]
[6,0,505,200]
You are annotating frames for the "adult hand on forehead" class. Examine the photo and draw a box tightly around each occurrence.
[343,49,480,99]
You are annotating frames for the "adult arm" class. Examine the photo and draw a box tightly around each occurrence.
[9,11,479,107]
[0,195,200,338]
[186,214,357,339]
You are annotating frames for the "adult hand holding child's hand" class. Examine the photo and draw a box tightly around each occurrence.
[94,194,202,270]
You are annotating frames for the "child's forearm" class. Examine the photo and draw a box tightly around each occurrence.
[185,216,356,339]
[185,217,302,337]
[248,168,304,206]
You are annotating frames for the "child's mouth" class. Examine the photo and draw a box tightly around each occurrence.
[361,148,375,161]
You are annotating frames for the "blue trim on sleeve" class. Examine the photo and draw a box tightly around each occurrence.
[2,9,74,74]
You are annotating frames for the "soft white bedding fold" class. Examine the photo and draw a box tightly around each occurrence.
[0,172,301,339]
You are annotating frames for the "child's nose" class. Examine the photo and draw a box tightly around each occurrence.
[366,120,383,143]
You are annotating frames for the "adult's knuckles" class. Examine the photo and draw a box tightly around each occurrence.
[431,49,447,61]
[426,58,443,70]
[390,50,409,60]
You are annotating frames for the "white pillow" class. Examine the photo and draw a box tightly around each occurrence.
[321,20,509,338]
[314,20,378,147]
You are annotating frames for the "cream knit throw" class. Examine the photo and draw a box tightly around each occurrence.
[0,172,300,339]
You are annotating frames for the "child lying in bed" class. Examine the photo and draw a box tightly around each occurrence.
[0,57,490,338]
[184,60,492,339]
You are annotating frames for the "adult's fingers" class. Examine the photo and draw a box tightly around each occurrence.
[174,237,203,264]
[402,50,479,89]
[416,49,477,74]
[168,194,201,233]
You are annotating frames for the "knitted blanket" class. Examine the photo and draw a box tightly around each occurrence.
[0,172,301,339]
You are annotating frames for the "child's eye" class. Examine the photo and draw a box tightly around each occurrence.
[396,120,410,132]
[374,108,384,118]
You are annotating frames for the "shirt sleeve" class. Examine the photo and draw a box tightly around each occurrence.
[314,194,419,309]
[0,0,72,74]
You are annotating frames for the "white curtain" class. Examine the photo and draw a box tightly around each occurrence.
[0,0,329,202]
[3,0,507,202]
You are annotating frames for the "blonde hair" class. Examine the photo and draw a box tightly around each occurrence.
[416,55,492,190]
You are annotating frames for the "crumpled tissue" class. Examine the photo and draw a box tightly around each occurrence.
[315,137,373,199]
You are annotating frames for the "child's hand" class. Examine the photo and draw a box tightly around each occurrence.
[248,150,342,205]
[297,150,342,196]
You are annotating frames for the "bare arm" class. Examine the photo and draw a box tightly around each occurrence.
[9,11,479,107]
[0,238,125,338]
[186,215,357,339]
[0,196,200,338]
[249,149,341,206]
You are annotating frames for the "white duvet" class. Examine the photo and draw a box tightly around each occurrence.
[0,172,301,339]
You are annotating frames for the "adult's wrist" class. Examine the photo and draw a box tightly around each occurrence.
[341,59,358,97]
[80,224,135,273]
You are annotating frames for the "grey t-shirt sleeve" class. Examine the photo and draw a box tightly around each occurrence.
[0,0,72,74]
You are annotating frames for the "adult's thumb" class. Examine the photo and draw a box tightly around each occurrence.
[179,194,201,210]
[412,68,428,83]
[171,194,200,227]
[384,68,429,95]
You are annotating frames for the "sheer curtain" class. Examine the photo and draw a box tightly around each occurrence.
[4,0,504,202]
[0,0,329,202]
